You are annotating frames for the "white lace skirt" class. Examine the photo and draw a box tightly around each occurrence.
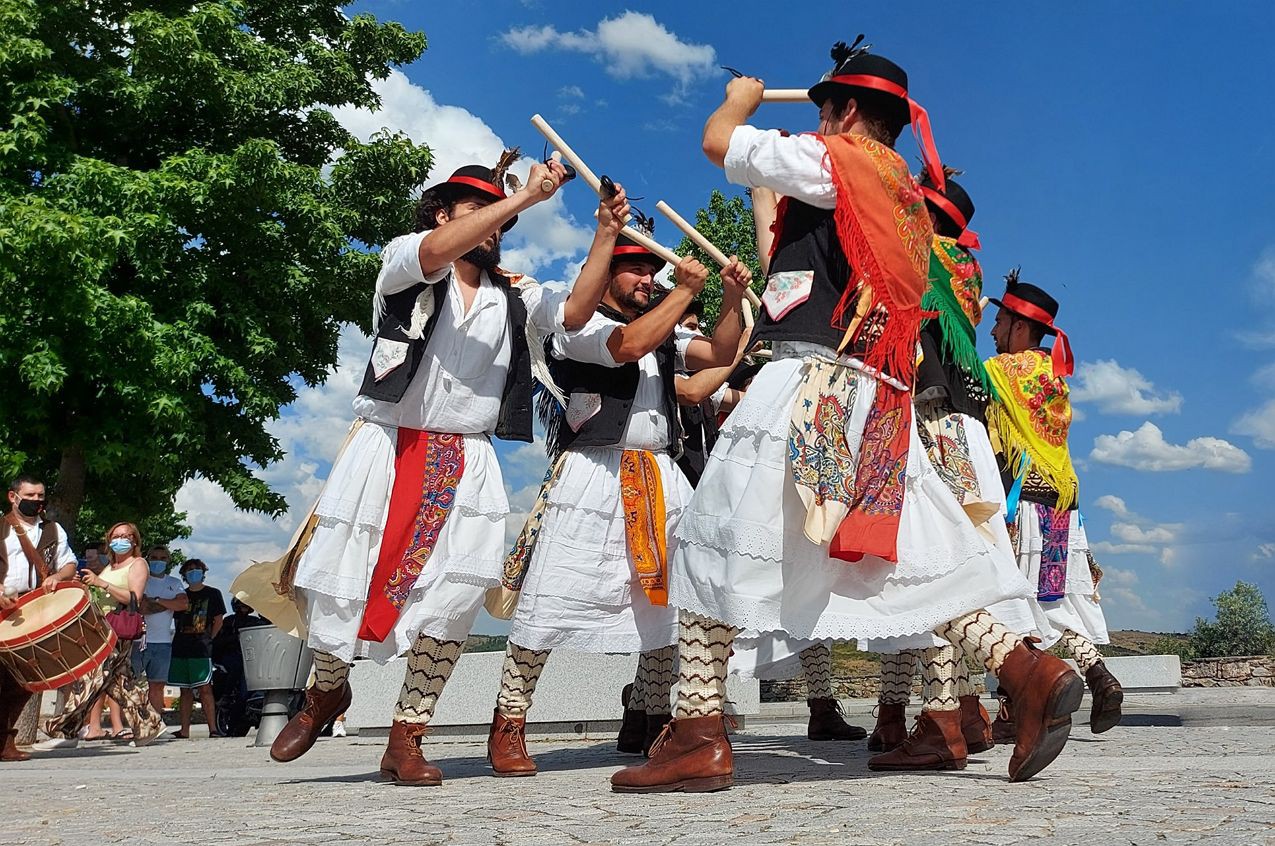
[670,350,1032,644]
[508,447,688,654]
[293,419,507,663]
[729,633,823,680]
[1015,507,1110,644]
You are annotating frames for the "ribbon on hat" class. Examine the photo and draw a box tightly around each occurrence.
[447,174,506,199]
[999,292,1074,377]
[920,185,981,251]
[829,74,946,193]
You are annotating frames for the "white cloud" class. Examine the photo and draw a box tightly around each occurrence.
[1232,397,1275,449]
[1070,359,1182,416]
[558,85,585,99]
[1251,362,1275,391]
[499,12,716,91]
[1093,494,1131,519]
[1253,543,1275,560]
[1090,422,1252,473]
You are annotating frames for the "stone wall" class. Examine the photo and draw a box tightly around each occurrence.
[1181,656,1275,688]
[761,674,987,702]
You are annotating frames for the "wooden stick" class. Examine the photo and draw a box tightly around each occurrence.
[979,296,990,311]
[656,200,764,309]
[539,151,561,194]
[741,296,754,329]
[531,114,603,194]
[616,225,681,267]
[761,89,808,103]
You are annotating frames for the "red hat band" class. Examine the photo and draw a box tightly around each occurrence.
[920,186,981,251]
[828,74,946,194]
[447,175,505,200]
[1000,292,1073,377]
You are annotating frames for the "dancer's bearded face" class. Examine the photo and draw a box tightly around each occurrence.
[442,197,502,270]
[609,261,657,313]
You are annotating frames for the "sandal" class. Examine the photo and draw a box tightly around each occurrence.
[113,729,134,740]
[172,730,189,739]
[82,731,110,741]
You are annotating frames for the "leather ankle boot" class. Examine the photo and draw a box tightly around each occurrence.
[644,713,672,757]
[270,682,352,763]
[487,710,536,776]
[867,702,908,752]
[867,708,967,771]
[807,698,867,741]
[996,641,1084,782]
[960,694,994,753]
[1085,661,1124,734]
[991,695,1016,745]
[610,714,733,793]
[617,708,647,754]
[379,721,442,786]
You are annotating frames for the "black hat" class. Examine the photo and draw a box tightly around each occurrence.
[920,169,979,249]
[988,270,1059,333]
[611,233,666,271]
[806,37,911,130]
[420,164,518,232]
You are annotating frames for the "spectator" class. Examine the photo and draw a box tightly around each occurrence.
[132,545,188,716]
[82,545,106,575]
[169,559,226,738]
[212,598,266,735]
[37,521,167,748]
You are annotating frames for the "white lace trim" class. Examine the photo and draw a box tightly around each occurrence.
[507,621,678,654]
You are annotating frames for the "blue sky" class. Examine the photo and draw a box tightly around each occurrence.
[181,3,1275,635]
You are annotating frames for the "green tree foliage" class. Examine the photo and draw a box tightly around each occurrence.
[1187,581,1275,659]
[0,1,433,544]
[671,189,765,328]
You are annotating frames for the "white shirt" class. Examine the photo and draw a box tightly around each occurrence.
[552,311,691,451]
[354,231,571,434]
[2,519,75,595]
[723,125,837,209]
[140,574,185,644]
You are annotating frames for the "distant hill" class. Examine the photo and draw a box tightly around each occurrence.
[465,634,508,653]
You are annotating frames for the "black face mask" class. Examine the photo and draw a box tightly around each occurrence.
[16,499,43,518]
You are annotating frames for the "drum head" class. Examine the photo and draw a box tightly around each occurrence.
[0,587,87,648]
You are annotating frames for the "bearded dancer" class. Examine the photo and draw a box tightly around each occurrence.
[984,272,1123,741]
[488,225,752,775]
[613,40,1083,794]
[265,156,624,786]
[862,171,1051,771]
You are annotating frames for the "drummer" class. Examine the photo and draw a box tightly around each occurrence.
[1,474,79,762]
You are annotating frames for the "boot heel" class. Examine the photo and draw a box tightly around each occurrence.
[1050,674,1085,721]
[680,774,734,792]
[941,758,968,771]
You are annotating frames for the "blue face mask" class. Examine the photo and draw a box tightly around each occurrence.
[185,570,205,585]
[148,560,167,576]
[108,538,133,555]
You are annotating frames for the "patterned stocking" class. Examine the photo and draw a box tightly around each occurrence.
[919,645,960,712]
[953,644,977,698]
[394,635,465,724]
[935,610,1023,674]
[799,643,835,700]
[1061,629,1103,672]
[495,642,550,717]
[674,611,738,718]
[877,651,919,705]
[311,651,351,692]
[633,646,677,716]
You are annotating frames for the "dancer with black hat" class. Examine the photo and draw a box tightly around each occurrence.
[487,220,753,776]
[613,39,1083,793]
[984,271,1123,741]
[264,153,626,786]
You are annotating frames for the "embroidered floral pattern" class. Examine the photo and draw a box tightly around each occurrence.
[932,236,983,326]
[1035,502,1070,602]
[789,360,860,507]
[919,414,979,504]
[994,350,1071,447]
[383,433,464,610]
[852,402,907,516]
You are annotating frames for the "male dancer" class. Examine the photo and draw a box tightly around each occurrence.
[984,272,1123,739]
[489,225,753,775]
[266,155,626,786]
[613,40,1082,793]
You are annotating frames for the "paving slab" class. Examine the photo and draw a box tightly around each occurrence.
[5,703,1274,846]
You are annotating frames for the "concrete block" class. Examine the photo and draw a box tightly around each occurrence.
[987,653,1181,695]
[346,649,759,734]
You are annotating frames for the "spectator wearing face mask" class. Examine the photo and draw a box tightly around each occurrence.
[132,545,188,716]
[169,559,226,738]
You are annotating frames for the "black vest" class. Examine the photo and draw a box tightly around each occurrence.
[914,320,989,423]
[356,274,534,443]
[675,398,719,488]
[549,304,681,455]
[752,199,856,350]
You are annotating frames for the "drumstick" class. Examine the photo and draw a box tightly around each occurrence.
[656,200,764,310]
[741,295,755,329]
[979,296,990,311]
[761,89,809,103]
[531,114,631,224]
[539,151,561,194]
[617,225,681,266]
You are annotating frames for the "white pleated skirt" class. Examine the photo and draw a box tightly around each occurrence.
[507,447,689,654]
[293,419,508,664]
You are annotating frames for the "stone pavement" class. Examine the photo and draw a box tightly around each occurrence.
[5,693,1274,846]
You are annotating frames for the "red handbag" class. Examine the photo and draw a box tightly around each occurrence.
[106,592,146,641]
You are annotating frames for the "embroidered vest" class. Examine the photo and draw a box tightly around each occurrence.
[549,305,681,455]
[0,519,61,586]
[356,274,534,443]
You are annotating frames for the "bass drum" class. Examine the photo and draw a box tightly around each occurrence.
[0,584,117,691]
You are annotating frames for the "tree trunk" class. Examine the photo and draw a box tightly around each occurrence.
[49,444,86,544]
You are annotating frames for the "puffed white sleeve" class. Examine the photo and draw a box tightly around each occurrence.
[550,311,624,367]
[53,525,77,569]
[516,279,572,336]
[376,231,450,297]
[723,125,837,209]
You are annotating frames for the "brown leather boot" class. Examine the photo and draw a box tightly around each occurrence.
[379,721,442,786]
[991,695,1016,745]
[610,714,733,793]
[269,682,353,763]
[487,710,536,776]
[960,694,994,754]
[996,641,1085,782]
[1085,661,1124,734]
[867,703,908,752]
[807,698,867,741]
[617,708,647,754]
[867,708,967,771]
[644,713,672,757]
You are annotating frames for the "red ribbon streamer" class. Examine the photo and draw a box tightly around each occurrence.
[999,292,1074,377]
[827,74,946,193]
